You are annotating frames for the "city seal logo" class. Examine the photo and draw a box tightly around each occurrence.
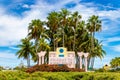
[56,47,67,57]
[59,48,64,53]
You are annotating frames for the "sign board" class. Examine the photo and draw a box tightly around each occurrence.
[49,47,75,68]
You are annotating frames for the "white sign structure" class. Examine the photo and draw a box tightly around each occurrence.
[38,47,89,71]
[49,51,75,68]
[38,51,46,65]
[78,52,89,72]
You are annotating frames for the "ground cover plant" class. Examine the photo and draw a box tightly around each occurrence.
[0,71,120,80]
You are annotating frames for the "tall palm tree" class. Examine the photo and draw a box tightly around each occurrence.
[70,11,81,51]
[87,15,102,68]
[28,19,44,53]
[16,38,35,67]
[59,8,70,47]
[89,39,106,67]
[32,38,51,62]
[46,11,60,51]
[28,19,46,64]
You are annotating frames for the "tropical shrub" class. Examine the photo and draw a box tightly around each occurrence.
[110,57,120,68]
[26,64,84,73]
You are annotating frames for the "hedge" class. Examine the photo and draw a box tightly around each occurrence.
[0,71,120,80]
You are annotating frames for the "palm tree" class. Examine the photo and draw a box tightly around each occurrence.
[16,38,35,67]
[31,38,51,62]
[87,15,102,69]
[70,11,81,51]
[38,38,51,64]
[28,19,46,64]
[89,39,106,68]
[28,19,44,52]
[46,11,60,51]
[38,38,50,52]
[59,8,70,47]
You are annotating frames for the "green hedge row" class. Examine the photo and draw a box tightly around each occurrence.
[0,71,120,80]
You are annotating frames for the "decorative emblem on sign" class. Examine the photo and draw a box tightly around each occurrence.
[59,48,64,53]
[56,47,67,57]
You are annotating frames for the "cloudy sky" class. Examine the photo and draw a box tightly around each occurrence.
[0,0,120,68]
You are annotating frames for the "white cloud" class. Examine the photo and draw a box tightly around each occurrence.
[106,37,120,43]
[0,14,28,46]
[9,46,19,50]
[0,0,76,46]
[0,51,35,67]
[0,52,16,59]
[112,45,120,52]
[100,37,120,46]
[98,9,120,20]
[22,4,30,8]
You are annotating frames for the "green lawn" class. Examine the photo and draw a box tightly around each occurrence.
[0,71,120,80]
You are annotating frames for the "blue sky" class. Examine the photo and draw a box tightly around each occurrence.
[0,0,120,68]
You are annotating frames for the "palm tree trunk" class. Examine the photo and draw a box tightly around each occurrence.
[91,31,95,69]
[56,34,58,48]
[87,57,91,69]
[27,54,30,68]
[35,39,39,65]
[89,31,94,69]
[54,38,55,51]
[56,41,58,48]
[63,29,64,47]
[91,57,95,69]
[73,31,75,51]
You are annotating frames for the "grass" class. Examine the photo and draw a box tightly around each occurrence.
[0,71,120,80]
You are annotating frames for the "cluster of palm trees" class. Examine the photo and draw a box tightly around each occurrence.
[16,9,106,69]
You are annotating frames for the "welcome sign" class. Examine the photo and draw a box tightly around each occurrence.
[49,47,75,68]
[38,47,89,71]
